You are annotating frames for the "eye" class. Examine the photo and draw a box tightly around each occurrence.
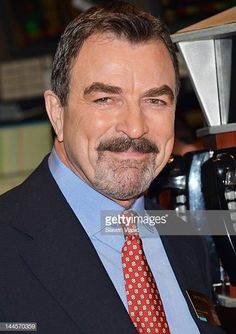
[94,97,112,104]
[146,98,167,106]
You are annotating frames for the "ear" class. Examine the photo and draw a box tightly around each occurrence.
[44,90,64,142]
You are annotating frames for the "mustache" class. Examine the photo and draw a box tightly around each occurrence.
[97,137,159,154]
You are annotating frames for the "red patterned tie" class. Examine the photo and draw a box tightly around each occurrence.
[121,213,170,334]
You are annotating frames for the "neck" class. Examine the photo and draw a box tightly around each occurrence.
[113,198,137,209]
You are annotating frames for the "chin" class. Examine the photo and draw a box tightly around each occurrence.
[97,174,153,200]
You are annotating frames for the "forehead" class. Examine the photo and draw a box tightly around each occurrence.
[69,33,175,92]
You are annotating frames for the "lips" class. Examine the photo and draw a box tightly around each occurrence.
[109,148,149,159]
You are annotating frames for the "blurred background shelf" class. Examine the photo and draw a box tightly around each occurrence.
[0,171,30,195]
[0,120,53,195]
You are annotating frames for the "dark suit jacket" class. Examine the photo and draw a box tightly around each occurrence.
[0,157,225,333]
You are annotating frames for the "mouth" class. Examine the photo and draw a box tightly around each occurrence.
[108,148,151,159]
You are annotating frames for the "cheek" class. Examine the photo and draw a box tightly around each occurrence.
[149,113,175,146]
[149,114,175,169]
[64,112,114,164]
[62,112,89,163]
[160,119,175,157]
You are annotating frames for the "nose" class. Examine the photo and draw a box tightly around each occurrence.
[115,104,149,139]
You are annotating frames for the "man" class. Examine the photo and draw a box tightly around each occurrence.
[0,2,224,334]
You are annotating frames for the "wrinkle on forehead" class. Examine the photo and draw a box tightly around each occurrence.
[69,33,176,99]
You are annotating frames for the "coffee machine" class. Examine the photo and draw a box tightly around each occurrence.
[173,6,236,285]
[150,7,236,289]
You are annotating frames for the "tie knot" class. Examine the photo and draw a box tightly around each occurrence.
[121,210,139,237]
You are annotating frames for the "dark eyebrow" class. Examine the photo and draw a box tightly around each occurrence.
[141,85,175,102]
[84,82,122,96]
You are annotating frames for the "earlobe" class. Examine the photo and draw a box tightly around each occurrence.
[44,90,64,142]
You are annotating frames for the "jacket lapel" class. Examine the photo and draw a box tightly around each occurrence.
[12,158,137,334]
[161,236,200,311]
[161,234,219,333]
[145,200,206,324]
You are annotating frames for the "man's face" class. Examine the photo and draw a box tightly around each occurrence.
[46,34,176,205]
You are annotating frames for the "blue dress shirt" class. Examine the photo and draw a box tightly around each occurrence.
[48,148,200,334]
